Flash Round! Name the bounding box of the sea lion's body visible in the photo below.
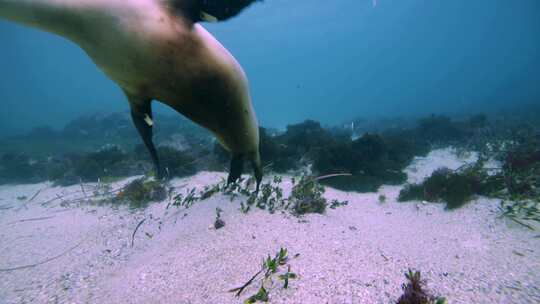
[0,0,262,187]
[78,1,259,154]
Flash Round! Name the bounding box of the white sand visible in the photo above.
[0,148,538,304]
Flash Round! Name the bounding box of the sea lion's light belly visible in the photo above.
[77,13,194,97]
[76,9,258,153]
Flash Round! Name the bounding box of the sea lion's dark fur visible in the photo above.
[173,0,261,22]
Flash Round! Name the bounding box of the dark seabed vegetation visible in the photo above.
[1,103,539,219]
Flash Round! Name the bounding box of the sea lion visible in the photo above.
[0,0,263,191]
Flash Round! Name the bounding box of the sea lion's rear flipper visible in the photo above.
[127,94,163,180]
[250,152,262,193]
[227,153,262,193]
[227,154,244,185]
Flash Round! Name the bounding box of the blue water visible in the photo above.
[0,0,539,135]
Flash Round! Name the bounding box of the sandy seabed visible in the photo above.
[0,148,538,304]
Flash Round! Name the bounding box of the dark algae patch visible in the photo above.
[398,129,540,228]
[256,120,429,192]
[1,110,538,210]
[313,133,427,192]
[114,178,167,209]
[289,175,327,215]
[398,166,485,209]
[396,269,447,304]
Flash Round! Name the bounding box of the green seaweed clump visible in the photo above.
[398,162,504,209]
[289,175,327,215]
[222,175,347,216]
[258,127,299,173]
[232,176,284,214]
[313,133,428,192]
[74,145,133,181]
[415,114,468,144]
[115,178,167,208]
[170,180,226,209]
[396,269,447,304]
[254,176,284,213]
[0,153,47,184]
[495,139,540,229]
[329,199,348,209]
[156,146,197,178]
[503,141,540,198]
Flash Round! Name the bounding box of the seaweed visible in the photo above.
[254,176,284,213]
[229,248,298,303]
[329,199,348,209]
[156,146,197,178]
[415,114,469,144]
[498,199,539,230]
[503,140,540,197]
[223,176,284,214]
[289,175,327,215]
[114,178,167,209]
[0,152,49,184]
[396,269,447,304]
[170,180,226,209]
[468,114,488,129]
[218,174,344,216]
[72,145,136,182]
[258,121,335,173]
[278,120,335,156]
[313,133,424,192]
[398,165,490,209]
[258,127,298,173]
[495,138,540,227]
[398,133,539,222]
[172,187,200,209]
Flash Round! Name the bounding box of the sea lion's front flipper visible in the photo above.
[126,94,163,180]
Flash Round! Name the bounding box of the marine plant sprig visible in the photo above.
[227,175,286,214]
[235,174,348,215]
[330,199,349,209]
[170,179,226,208]
[229,248,298,303]
[169,173,347,217]
[396,269,447,304]
[498,199,539,230]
